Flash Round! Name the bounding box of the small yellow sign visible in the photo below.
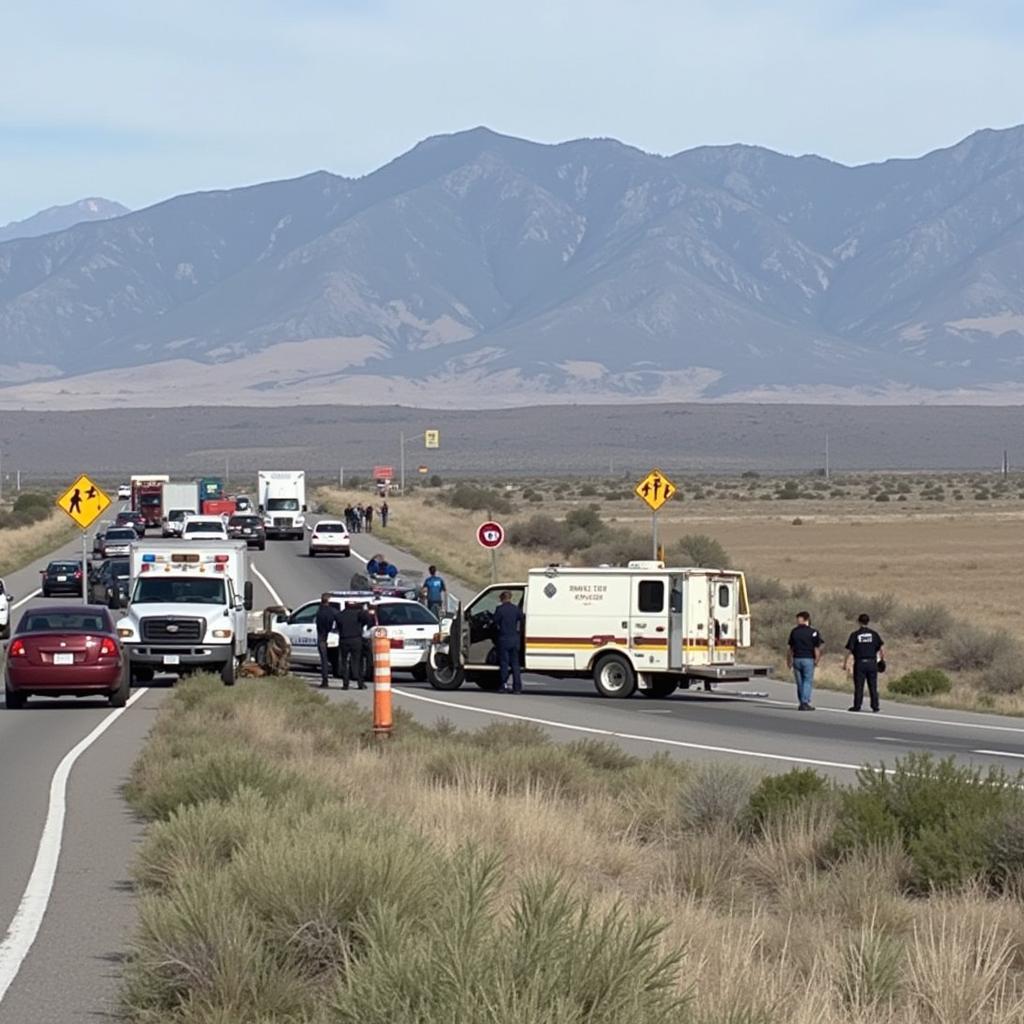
[634,468,677,513]
[56,474,111,530]
[424,429,440,449]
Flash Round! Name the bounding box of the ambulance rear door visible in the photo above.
[710,575,739,663]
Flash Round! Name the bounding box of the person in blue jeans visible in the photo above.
[493,591,524,693]
[422,565,447,618]
[787,611,823,711]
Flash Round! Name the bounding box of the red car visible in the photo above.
[4,605,130,709]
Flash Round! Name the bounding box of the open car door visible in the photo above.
[428,601,465,690]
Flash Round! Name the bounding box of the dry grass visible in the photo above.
[123,679,1024,1024]
[0,510,77,578]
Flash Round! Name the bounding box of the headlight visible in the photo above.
[295,514,306,526]
[212,628,233,639]
[117,627,134,639]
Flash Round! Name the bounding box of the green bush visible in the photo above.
[978,654,1024,695]
[670,534,730,568]
[13,492,51,513]
[940,630,1015,672]
[447,483,512,514]
[743,768,831,832]
[509,514,563,550]
[888,669,951,696]
[891,602,954,641]
[678,762,758,833]
[746,575,789,603]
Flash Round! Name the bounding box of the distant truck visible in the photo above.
[428,561,770,698]
[130,475,169,531]
[258,470,306,540]
[160,481,200,536]
[198,477,224,503]
[116,540,253,686]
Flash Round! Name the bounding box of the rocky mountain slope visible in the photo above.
[0,197,129,244]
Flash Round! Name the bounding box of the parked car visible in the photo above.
[89,558,130,608]
[4,605,129,708]
[308,519,351,557]
[116,509,147,536]
[117,484,131,500]
[227,513,266,550]
[101,527,137,559]
[40,560,85,598]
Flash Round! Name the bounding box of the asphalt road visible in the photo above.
[4,512,1024,1021]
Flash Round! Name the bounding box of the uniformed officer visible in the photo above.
[337,601,374,689]
[843,614,885,713]
[494,591,524,693]
[315,593,343,688]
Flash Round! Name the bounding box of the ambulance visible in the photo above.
[428,561,769,698]
[116,540,253,686]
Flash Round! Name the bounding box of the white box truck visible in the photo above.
[161,481,200,536]
[428,560,769,698]
[116,540,253,686]
[258,470,306,540]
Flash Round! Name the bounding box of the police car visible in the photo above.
[272,592,438,680]
[307,520,351,557]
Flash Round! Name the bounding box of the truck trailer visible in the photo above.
[257,470,306,540]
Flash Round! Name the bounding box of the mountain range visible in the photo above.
[0,197,129,245]
[2,126,1024,408]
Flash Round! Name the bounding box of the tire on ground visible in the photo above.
[639,675,678,699]
[592,652,637,698]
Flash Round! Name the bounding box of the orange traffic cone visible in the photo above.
[372,626,393,737]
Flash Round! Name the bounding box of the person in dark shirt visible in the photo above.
[493,591,524,693]
[843,613,885,713]
[315,593,343,688]
[337,601,374,690]
[787,611,823,711]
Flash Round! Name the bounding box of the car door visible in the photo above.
[279,602,321,663]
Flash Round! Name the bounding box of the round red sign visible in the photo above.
[476,520,505,549]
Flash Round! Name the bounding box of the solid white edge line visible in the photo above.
[973,749,1024,759]
[0,686,150,1004]
[11,590,41,611]
[250,564,284,607]
[393,689,873,774]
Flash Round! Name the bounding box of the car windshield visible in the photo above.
[375,604,438,626]
[168,509,189,521]
[132,578,228,604]
[185,522,224,534]
[20,611,110,632]
[109,560,130,577]
[230,516,260,526]
[267,498,299,511]
[106,529,136,541]
[49,562,80,573]
[316,523,344,533]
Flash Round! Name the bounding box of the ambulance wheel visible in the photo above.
[593,654,637,698]
[472,673,502,691]
[428,655,464,690]
[640,677,678,699]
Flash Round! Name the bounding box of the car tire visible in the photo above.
[131,663,155,684]
[308,549,316,558]
[221,657,237,687]
[427,653,465,690]
[592,653,637,698]
[41,587,50,598]
[109,664,131,707]
[258,543,266,551]
[5,676,26,709]
[410,663,428,682]
[0,623,9,641]
[639,677,678,699]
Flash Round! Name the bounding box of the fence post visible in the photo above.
[372,626,393,738]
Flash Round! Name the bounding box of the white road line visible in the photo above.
[0,686,150,1005]
[250,565,284,607]
[973,749,1024,759]
[393,690,872,773]
[11,590,41,611]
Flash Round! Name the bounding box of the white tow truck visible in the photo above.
[428,561,769,698]
[116,540,253,686]
[258,470,306,540]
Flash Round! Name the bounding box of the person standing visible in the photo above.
[493,591,524,693]
[843,614,885,713]
[315,593,343,689]
[337,601,374,689]
[423,565,447,618]
[787,611,823,711]
[380,501,389,528]
[364,504,374,533]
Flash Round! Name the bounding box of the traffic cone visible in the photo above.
[372,627,393,737]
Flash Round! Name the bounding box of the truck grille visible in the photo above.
[272,517,291,526]
[140,617,205,643]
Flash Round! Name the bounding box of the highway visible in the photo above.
[3,512,1024,1020]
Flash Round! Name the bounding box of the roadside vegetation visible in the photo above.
[0,493,77,576]
[123,677,1024,1023]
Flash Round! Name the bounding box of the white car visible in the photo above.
[0,577,10,639]
[162,508,193,537]
[117,484,131,500]
[273,595,438,680]
[308,520,351,557]
[180,515,229,542]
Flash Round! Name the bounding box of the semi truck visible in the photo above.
[116,540,253,686]
[130,475,170,530]
[257,470,306,540]
[160,481,201,536]
[428,560,770,698]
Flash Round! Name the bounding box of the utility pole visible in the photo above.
[1003,450,1009,477]
[399,431,405,495]
[16,469,20,492]
[824,432,830,480]
[339,466,344,489]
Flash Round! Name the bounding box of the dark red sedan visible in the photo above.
[4,606,130,709]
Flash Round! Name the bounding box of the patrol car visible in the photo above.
[271,592,438,680]
[428,561,769,697]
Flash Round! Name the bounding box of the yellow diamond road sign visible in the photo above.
[56,474,111,529]
[425,428,440,449]
[634,468,677,512]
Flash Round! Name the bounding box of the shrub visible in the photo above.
[743,768,831,832]
[875,492,891,502]
[13,492,50,513]
[579,483,598,497]
[579,532,652,566]
[670,534,730,568]
[940,630,1015,672]
[448,483,512,514]
[564,504,604,535]
[777,481,801,500]
[428,474,443,488]
[678,761,758,833]
[791,517,804,526]
[509,514,563,550]
[888,669,951,697]
[892,602,954,641]
[745,575,789,603]
[978,654,1024,695]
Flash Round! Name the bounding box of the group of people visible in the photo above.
[344,501,389,533]
[787,611,887,712]
[314,593,375,690]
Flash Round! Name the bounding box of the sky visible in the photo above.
[2,0,1023,223]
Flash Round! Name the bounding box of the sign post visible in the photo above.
[477,520,505,584]
[55,474,111,604]
[633,468,677,560]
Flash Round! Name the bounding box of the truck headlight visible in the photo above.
[294,514,306,527]
[212,628,233,639]
[117,627,135,639]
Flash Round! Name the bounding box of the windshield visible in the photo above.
[132,578,228,605]
[109,560,130,577]
[140,495,161,507]
[316,523,344,533]
[185,522,225,534]
[267,498,299,511]
[20,611,111,632]
[49,562,80,573]
[106,529,136,541]
[229,515,260,526]
[168,509,189,521]
[375,604,438,626]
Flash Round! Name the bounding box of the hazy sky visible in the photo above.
[2,0,1022,223]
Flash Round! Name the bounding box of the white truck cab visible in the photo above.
[258,470,306,540]
[116,541,253,686]
[429,561,767,698]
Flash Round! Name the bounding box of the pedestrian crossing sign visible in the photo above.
[425,429,440,449]
[634,468,677,512]
[56,474,111,529]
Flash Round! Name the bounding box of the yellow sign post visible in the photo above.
[425,429,440,449]
[634,468,677,559]
[56,474,112,605]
